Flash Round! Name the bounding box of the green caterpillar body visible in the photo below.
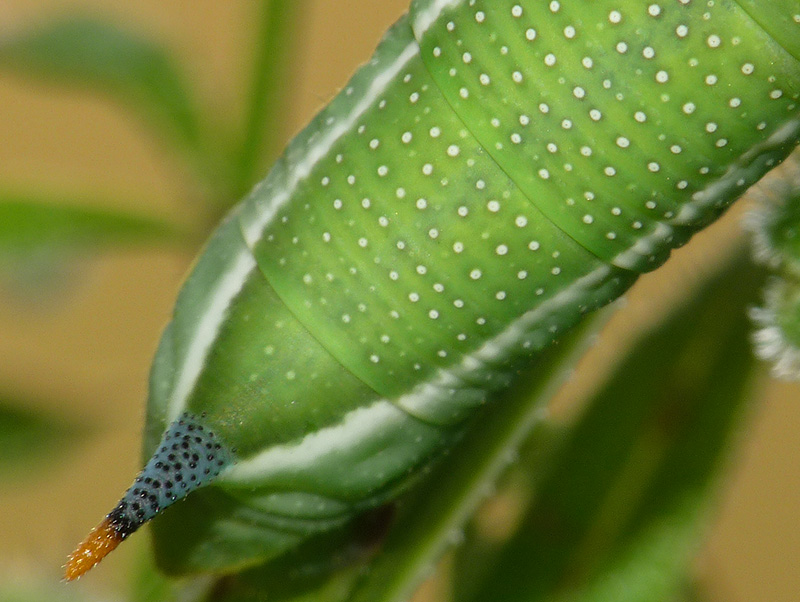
[79,0,800,577]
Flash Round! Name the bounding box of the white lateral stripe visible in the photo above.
[672,118,800,225]
[396,265,613,415]
[223,400,403,481]
[610,222,673,271]
[242,41,420,244]
[166,249,257,422]
[411,0,463,37]
[470,265,611,363]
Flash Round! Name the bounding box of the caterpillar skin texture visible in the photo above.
[67,0,800,578]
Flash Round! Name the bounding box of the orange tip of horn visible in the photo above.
[63,517,123,582]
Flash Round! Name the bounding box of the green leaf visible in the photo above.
[0,397,85,480]
[454,246,764,602]
[0,197,184,254]
[130,538,211,602]
[0,16,201,152]
[0,196,186,296]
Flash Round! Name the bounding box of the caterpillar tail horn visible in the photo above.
[64,413,235,581]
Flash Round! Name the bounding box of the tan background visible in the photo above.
[0,1,797,600]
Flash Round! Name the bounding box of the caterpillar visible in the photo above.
[65,0,800,580]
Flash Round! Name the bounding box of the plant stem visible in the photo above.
[235,0,300,196]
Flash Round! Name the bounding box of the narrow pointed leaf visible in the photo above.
[0,197,186,295]
[456,246,764,602]
[0,397,85,479]
[0,17,201,152]
[0,197,184,255]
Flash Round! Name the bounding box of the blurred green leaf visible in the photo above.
[454,246,764,602]
[130,537,213,602]
[0,397,85,480]
[0,197,186,295]
[130,542,178,602]
[0,197,184,254]
[0,16,201,152]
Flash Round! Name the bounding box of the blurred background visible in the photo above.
[0,1,798,601]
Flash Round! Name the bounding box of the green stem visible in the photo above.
[235,0,300,196]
